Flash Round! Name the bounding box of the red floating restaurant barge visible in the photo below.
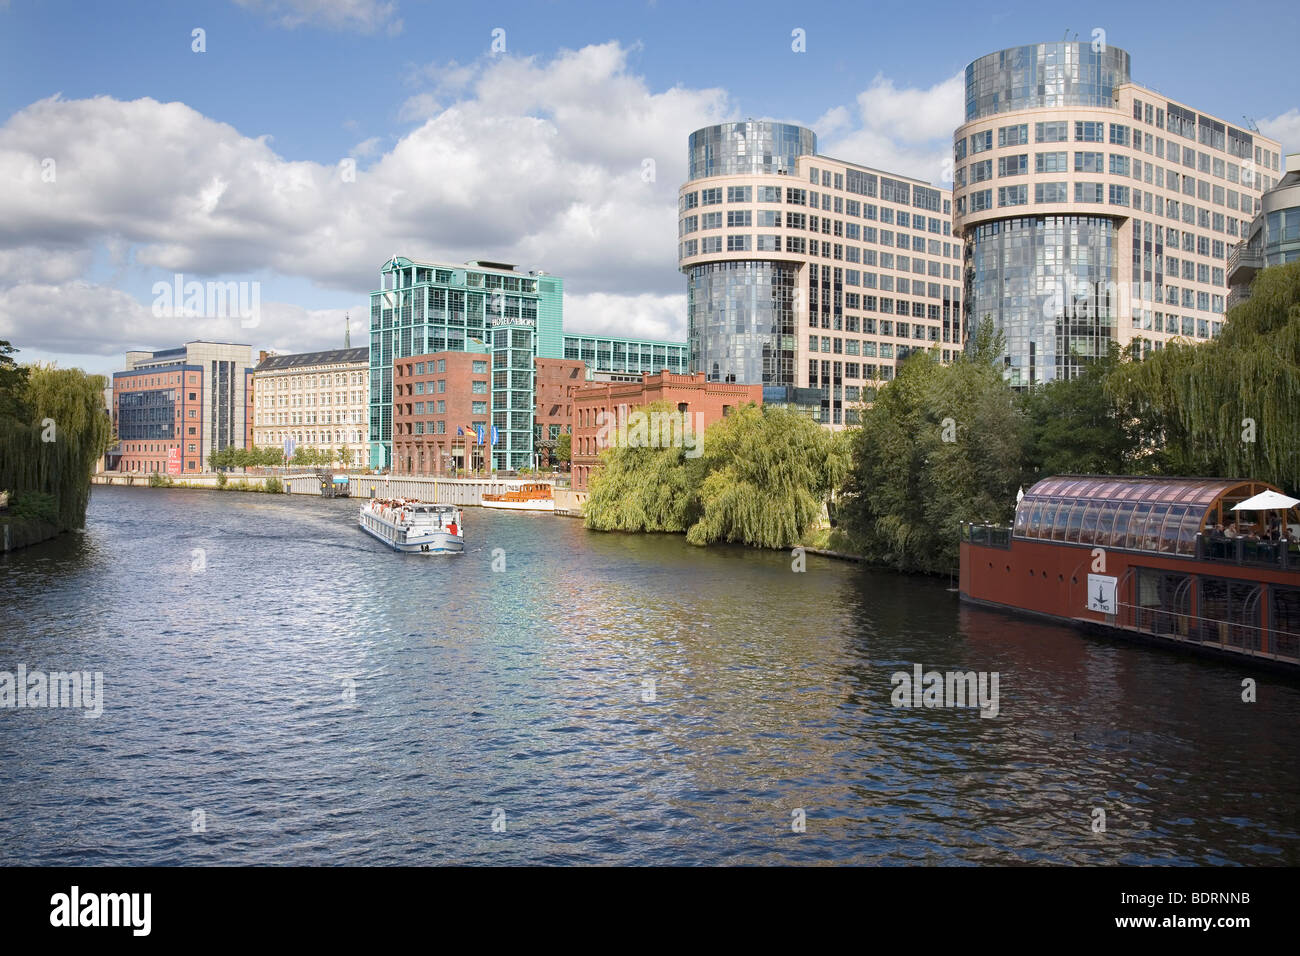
[960,475,1300,670]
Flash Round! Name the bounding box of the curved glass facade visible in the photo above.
[1013,476,1283,556]
[964,215,1116,386]
[1264,206,1300,267]
[965,42,1130,122]
[688,261,797,385]
[687,122,815,182]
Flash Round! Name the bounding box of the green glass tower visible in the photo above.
[369,257,562,470]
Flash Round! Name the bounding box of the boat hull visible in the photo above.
[358,513,463,553]
[480,497,555,512]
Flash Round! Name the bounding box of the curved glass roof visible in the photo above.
[1013,475,1288,556]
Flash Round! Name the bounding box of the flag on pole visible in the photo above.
[457,426,464,436]
[476,424,485,445]
[491,425,499,445]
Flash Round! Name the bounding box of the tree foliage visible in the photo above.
[1020,344,1148,480]
[838,322,1026,573]
[584,401,844,549]
[584,403,701,534]
[0,358,111,530]
[1107,259,1300,489]
[686,404,849,548]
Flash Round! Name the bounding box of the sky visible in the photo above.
[1,0,1297,376]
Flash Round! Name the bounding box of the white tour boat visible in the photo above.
[358,497,464,554]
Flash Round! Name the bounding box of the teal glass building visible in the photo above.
[369,258,690,470]
[369,258,563,470]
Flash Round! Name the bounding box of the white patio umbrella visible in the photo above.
[1231,490,1300,537]
[1231,490,1300,511]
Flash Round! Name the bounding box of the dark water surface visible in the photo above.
[1,485,1297,865]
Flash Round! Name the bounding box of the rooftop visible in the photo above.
[255,347,368,371]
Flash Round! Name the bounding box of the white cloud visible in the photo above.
[0,41,970,365]
[0,43,732,359]
[0,279,365,358]
[819,72,964,185]
[234,0,402,35]
[1259,108,1300,160]
[564,292,687,342]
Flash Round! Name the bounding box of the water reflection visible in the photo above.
[0,486,1296,864]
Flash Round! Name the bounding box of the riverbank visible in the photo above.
[0,515,61,552]
[92,472,589,515]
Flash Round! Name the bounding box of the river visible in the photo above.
[1,485,1297,865]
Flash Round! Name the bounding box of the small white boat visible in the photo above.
[358,497,464,554]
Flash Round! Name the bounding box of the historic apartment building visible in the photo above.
[252,347,370,467]
[951,41,1283,386]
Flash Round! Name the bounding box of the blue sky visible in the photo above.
[1,0,1297,375]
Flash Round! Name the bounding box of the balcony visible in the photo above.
[1227,242,1263,283]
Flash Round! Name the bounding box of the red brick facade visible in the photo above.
[570,371,762,491]
[392,351,493,475]
[112,365,205,475]
[534,357,585,469]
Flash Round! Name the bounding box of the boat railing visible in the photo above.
[960,522,1012,549]
[1195,533,1295,571]
[1114,600,1300,664]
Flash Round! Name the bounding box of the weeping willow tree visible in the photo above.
[838,320,1027,573]
[0,361,111,531]
[584,402,702,533]
[584,400,846,549]
[685,404,849,549]
[1107,260,1300,490]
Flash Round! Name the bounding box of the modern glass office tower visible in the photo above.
[952,42,1284,386]
[679,121,962,426]
[1228,157,1300,307]
[369,258,562,470]
[369,257,691,469]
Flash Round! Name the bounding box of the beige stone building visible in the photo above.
[952,41,1283,386]
[679,122,960,427]
[253,347,370,467]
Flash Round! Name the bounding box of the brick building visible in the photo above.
[570,371,762,491]
[110,341,254,475]
[534,357,586,469]
[391,349,493,475]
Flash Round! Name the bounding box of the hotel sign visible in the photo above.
[490,316,536,328]
[1087,574,1117,614]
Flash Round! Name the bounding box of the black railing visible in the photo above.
[1196,533,1295,571]
[961,523,1012,549]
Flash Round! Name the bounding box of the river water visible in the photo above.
[1,485,1297,865]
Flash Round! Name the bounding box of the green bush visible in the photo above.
[263,477,283,494]
[216,471,228,488]
[9,490,58,524]
[147,472,173,487]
